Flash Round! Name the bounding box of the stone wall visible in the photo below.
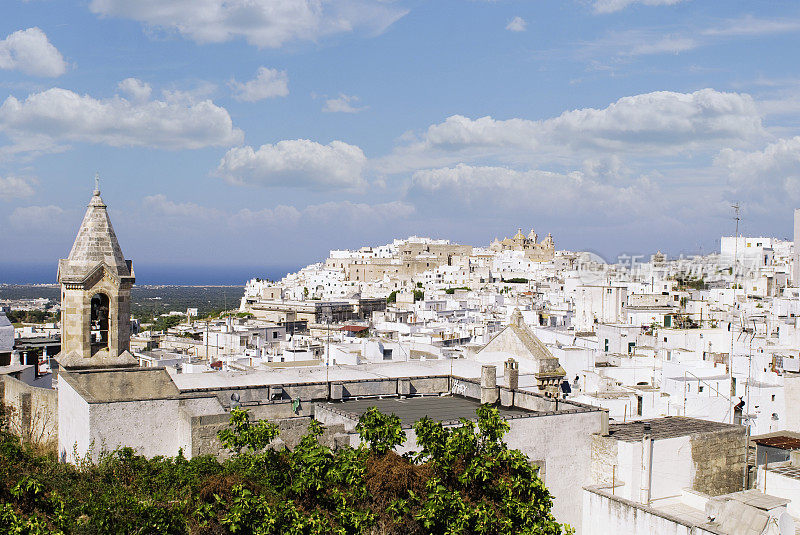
[190,410,349,458]
[1,375,58,445]
[590,434,619,489]
[690,426,746,496]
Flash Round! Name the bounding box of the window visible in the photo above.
[772,395,775,402]
[699,386,704,393]
[272,331,278,339]
[604,339,609,352]
[383,349,393,360]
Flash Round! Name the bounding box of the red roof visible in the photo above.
[340,325,369,332]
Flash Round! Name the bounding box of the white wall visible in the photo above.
[582,488,703,535]
[757,466,800,517]
[89,398,191,459]
[609,435,694,504]
[58,376,91,463]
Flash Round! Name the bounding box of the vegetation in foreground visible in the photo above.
[0,404,572,534]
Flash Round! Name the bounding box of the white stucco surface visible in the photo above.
[89,398,190,458]
[58,376,91,463]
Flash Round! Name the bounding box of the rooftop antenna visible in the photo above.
[728,202,741,427]
[732,202,740,281]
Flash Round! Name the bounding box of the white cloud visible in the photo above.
[217,139,367,189]
[231,200,413,227]
[88,0,408,49]
[582,29,698,59]
[303,200,415,224]
[715,137,800,208]
[381,89,765,172]
[143,194,221,219]
[584,16,800,60]
[409,163,664,218]
[703,16,800,37]
[593,0,687,14]
[0,27,67,77]
[230,205,302,226]
[9,204,64,229]
[138,195,413,229]
[117,78,152,102]
[322,94,366,113]
[229,67,289,102]
[626,35,696,56]
[0,175,35,200]
[505,16,527,32]
[0,86,243,155]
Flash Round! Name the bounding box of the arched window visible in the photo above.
[90,293,110,354]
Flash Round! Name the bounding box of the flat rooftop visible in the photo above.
[319,395,534,427]
[170,359,491,391]
[607,417,742,442]
[60,367,180,403]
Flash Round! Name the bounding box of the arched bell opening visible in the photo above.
[90,293,110,355]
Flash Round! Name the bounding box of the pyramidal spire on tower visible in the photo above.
[58,175,132,284]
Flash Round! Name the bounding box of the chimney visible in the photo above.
[481,365,499,404]
[504,358,519,390]
[640,422,653,506]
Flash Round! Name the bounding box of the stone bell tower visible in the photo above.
[56,176,137,369]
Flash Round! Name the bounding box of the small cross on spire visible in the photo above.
[94,172,100,195]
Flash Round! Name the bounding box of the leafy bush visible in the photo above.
[0,405,572,534]
[356,407,405,454]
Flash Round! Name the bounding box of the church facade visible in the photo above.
[489,228,555,261]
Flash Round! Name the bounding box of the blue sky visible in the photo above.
[2,0,800,275]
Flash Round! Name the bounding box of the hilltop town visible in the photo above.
[3,187,800,533]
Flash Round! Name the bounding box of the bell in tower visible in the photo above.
[56,176,137,369]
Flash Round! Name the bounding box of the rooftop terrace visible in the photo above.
[318,395,534,427]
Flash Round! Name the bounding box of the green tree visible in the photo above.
[356,407,405,454]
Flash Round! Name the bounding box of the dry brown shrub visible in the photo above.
[197,473,246,503]
[365,451,430,507]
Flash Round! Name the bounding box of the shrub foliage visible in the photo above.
[0,403,572,534]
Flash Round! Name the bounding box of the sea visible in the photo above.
[0,263,302,316]
[0,263,300,286]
